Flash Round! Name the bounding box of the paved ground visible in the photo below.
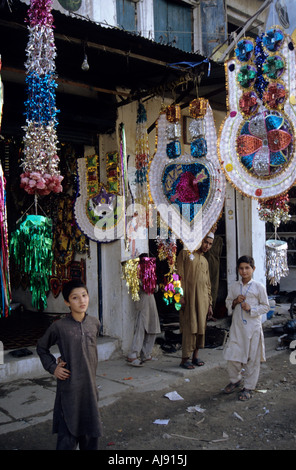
[0,308,295,457]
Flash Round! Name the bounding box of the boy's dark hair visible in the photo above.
[62,279,88,302]
[237,255,255,269]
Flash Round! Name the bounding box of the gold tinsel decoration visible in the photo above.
[121,258,140,301]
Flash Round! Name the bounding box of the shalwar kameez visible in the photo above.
[37,314,102,449]
[224,279,269,390]
[176,249,212,360]
[128,290,161,362]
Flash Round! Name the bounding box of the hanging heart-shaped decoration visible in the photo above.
[148,101,225,253]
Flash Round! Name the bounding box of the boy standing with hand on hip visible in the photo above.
[223,256,269,400]
[37,279,102,450]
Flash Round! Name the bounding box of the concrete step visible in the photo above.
[0,336,120,383]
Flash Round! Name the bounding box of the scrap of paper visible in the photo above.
[164,391,184,401]
[153,419,170,425]
[186,405,206,413]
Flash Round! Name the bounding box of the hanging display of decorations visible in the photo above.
[135,102,150,203]
[9,1,63,310]
[218,26,296,200]
[20,0,63,196]
[259,192,290,284]
[74,155,124,242]
[258,192,290,228]
[148,100,226,254]
[156,236,183,310]
[50,258,86,298]
[0,55,3,129]
[0,59,11,318]
[0,163,11,318]
[138,256,157,295]
[162,273,183,311]
[265,238,289,285]
[10,215,53,310]
[156,235,177,274]
[52,195,89,266]
[106,152,121,194]
[119,123,130,251]
[122,257,157,301]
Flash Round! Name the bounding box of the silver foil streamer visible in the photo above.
[265,239,289,285]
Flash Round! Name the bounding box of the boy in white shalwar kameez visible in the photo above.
[223,255,269,400]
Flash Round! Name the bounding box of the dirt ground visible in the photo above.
[1,348,295,453]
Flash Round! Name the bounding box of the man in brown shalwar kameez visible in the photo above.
[176,234,214,369]
[37,279,102,450]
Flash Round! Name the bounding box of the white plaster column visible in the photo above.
[235,192,266,284]
[225,184,266,287]
[225,183,237,291]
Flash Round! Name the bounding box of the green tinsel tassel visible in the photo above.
[10,215,53,310]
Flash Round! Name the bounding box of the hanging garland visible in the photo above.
[156,235,177,274]
[138,256,157,295]
[162,273,183,311]
[265,239,289,286]
[10,215,53,310]
[20,0,63,196]
[121,258,140,302]
[119,123,129,250]
[0,163,11,318]
[0,58,11,318]
[134,102,150,228]
[122,256,158,301]
[258,193,291,228]
[9,1,63,310]
[135,102,150,190]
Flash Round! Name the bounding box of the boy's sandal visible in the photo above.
[179,360,195,370]
[238,388,252,401]
[223,380,242,394]
[127,358,143,367]
[192,358,205,366]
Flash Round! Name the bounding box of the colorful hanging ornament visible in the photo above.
[20,0,63,196]
[135,103,150,189]
[75,156,124,242]
[148,100,225,254]
[119,123,129,250]
[138,256,157,295]
[0,163,11,318]
[162,273,183,311]
[10,215,53,310]
[265,239,289,285]
[258,193,291,228]
[0,56,3,130]
[0,59,11,318]
[156,235,177,274]
[106,152,121,194]
[218,26,296,200]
